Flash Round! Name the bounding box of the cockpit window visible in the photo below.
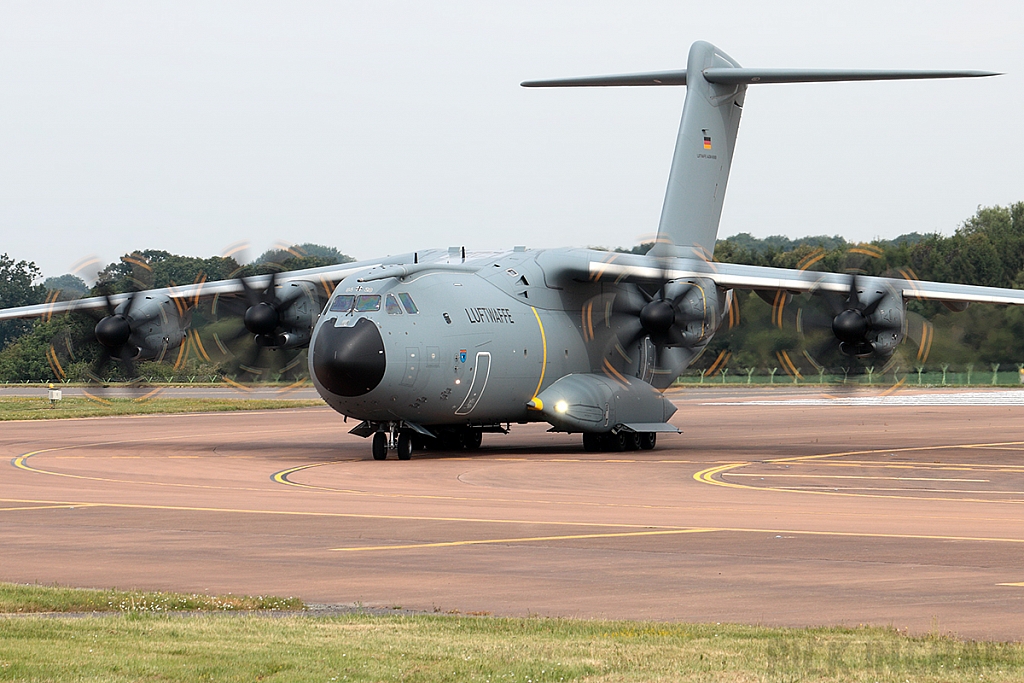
[330,295,355,312]
[385,293,403,315]
[397,292,418,314]
[354,294,381,312]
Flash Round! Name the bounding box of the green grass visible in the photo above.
[2,613,1024,682]
[1,585,1023,681]
[0,583,303,614]
[0,396,323,420]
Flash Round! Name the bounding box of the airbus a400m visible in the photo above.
[4,41,1022,460]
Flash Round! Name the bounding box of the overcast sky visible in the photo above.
[2,1,1022,280]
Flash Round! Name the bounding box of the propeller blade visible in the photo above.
[821,290,846,317]
[861,293,885,317]
[238,276,261,308]
[123,289,141,318]
[261,271,278,305]
[846,274,861,309]
[118,345,138,380]
[650,326,685,348]
[797,306,834,335]
[615,287,647,315]
[89,349,113,383]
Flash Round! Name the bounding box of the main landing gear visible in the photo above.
[370,427,484,460]
[582,431,657,453]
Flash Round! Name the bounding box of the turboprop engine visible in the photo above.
[824,276,904,358]
[93,291,187,367]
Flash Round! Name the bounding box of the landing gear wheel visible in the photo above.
[582,433,602,452]
[625,432,642,451]
[371,432,387,460]
[610,432,628,452]
[462,429,482,450]
[396,432,414,460]
[639,433,657,450]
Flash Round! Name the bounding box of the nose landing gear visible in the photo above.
[371,432,388,460]
[370,430,413,460]
[367,425,486,460]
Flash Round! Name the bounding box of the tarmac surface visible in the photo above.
[3,386,1024,640]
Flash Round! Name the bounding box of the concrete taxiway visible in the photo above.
[2,387,1023,640]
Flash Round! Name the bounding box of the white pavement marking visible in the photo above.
[703,391,1024,406]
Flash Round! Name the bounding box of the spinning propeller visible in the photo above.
[582,278,713,387]
[770,247,931,384]
[800,273,902,361]
[210,270,317,381]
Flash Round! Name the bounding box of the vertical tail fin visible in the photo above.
[522,44,997,260]
[649,41,745,260]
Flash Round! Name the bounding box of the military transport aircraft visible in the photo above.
[2,41,1021,460]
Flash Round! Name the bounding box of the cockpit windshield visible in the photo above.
[329,295,355,312]
[330,294,381,313]
[354,295,381,312]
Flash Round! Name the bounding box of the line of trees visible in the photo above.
[0,244,353,382]
[695,202,1024,375]
[2,204,1024,383]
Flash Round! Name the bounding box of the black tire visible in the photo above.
[639,433,657,450]
[582,433,602,452]
[462,429,482,450]
[371,432,388,460]
[611,432,628,452]
[626,432,642,451]
[396,432,414,460]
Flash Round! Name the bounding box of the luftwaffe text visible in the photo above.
[465,307,514,324]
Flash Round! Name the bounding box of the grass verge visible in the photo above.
[2,613,1024,682]
[0,583,303,614]
[0,396,323,420]
[2,585,1024,682]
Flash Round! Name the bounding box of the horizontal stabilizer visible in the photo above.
[522,70,687,87]
[522,68,998,88]
[703,68,1000,85]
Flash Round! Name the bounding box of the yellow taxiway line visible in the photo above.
[694,440,1024,504]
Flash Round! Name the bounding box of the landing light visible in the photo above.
[554,400,568,414]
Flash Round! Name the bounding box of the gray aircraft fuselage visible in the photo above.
[311,249,589,428]
[309,247,719,431]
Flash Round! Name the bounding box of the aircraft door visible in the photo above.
[455,351,491,416]
[401,347,420,387]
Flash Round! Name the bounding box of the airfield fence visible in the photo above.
[676,366,1024,387]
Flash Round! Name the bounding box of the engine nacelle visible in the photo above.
[107,293,187,361]
[829,280,905,358]
[248,280,321,350]
[865,290,904,357]
[672,278,725,347]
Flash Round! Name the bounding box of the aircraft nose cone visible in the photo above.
[312,318,386,396]
[832,309,867,344]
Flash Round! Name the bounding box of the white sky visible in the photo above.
[2,1,1022,279]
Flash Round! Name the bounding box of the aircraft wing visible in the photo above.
[555,250,1024,307]
[0,258,383,322]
